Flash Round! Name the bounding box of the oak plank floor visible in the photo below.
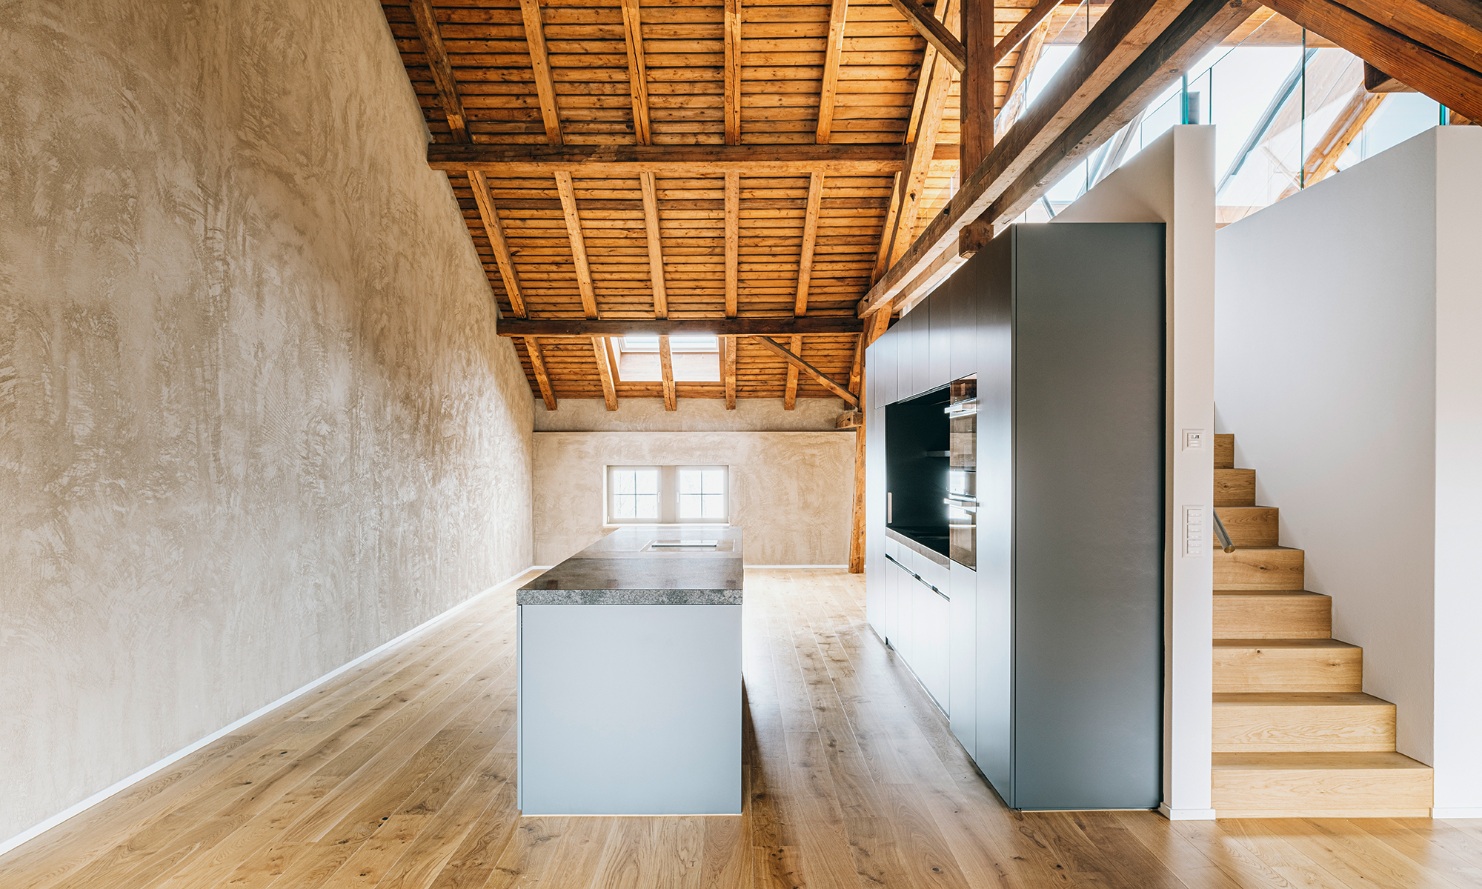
[4,569,1480,888]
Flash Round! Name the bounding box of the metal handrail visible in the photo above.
[1212,509,1236,553]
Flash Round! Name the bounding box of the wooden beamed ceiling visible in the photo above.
[386,0,1476,409]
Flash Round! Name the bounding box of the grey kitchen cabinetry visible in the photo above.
[864,223,1165,812]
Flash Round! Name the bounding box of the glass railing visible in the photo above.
[1008,10,1455,224]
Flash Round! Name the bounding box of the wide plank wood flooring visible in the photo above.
[4,569,1480,888]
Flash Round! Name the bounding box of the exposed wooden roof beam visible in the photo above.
[659,336,677,411]
[848,331,865,396]
[427,143,905,176]
[836,409,863,429]
[620,0,652,145]
[519,0,564,144]
[470,172,526,318]
[408,0,467,140]
[848,422,866,573]
[496,316,865,337]
[888,0,958,266]
[722,336,738,409]
[860,0,1253,319]
[1279,89,1387,198]
[886,0,968,70]
[996,17,1050,137]
[794,173,824,316]
[725,0,743,144]
[783,335,802,409]
[555,172,599,319]
[1260,0,1482,122]
[724,172,740,318]
[1364,62,1416,92]
[816,0,850,142]
[961,0,995,223]
[871,171,904,281]
[752,337,860,408]
[640,172,668,319]
[994,0,1062,64]
[593,337,618,410]
[526,338,557,410]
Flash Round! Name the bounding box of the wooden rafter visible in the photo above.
[724,172,739,318]
[1260,0,1482,122]
[795,173,824,316]
[861,0,1254,320]
[659,335,677,411]
[640,172,668,319]
[887,0,958,267]
[519,0,563,144]
[1279,89,1387,199]
[496,316,864,337]
[469,172,526,318]
[783,335,802,409]
[997,16,1050,137]
[848,331,865,396]
[816,0,850,142]
[427,143,905,176]
[722,336,738,409]
[725,0,743,145]
[872,171,904,281]
[555,172,599,319]
[994,0,1061,64]
[753,337,860,408]
[886,0,967,71]
[408,0,467,140]
[593,337,618,410]
[619,0,652,145]
[526,338,557,411]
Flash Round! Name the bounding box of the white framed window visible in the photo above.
[605,465,730,524]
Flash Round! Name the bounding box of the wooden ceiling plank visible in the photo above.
[470,171,527,318]
[519,0,564,145]
[640,172,668,319]
[725,0,743,145]
[408,0,467,140]
[794,172,825,316]
[593,336,618,411]
[753,336,860,408]
[527,338,558,411]
[1260,0,1482,122]
[620,0,652,145]
[725,171,740,318]
[427,143,906,176]
[783,334,802,409]
[555,172,599,320]
[994,0,1062,64]
[860,0,1247,320]
[660,335,677,411]
[816,0,851,142]
[885,0,967,70]
[497,316,868,337]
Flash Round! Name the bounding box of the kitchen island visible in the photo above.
[517,525,743,815]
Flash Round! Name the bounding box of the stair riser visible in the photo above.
[1214,594,1331,640]
[1214,550,1305,590]
[1215,469,1256,506]
[1214,648,1362,694]
[1215,434,1234,470]
[1213,767,1432,816]
[1214,507,1279,547]
[1213,704,1396,753]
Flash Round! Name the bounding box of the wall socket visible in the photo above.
[1183,429,1206,451]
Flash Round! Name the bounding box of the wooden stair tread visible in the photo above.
[1213,751,1429,770]
[1214,638,1356,649]
[1213,589,1324,597]
[1214,692,1387,705]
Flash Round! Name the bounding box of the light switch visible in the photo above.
[1183,429,1206,451]
[1183,505,1205,557]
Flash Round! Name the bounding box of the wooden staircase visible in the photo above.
[1211,433,1433,818]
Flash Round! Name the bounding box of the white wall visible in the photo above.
[533,430,855,567]
[1055,126,1218,819]
[1214,126,1482,814]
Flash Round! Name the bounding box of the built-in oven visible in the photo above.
[944,376,977,568]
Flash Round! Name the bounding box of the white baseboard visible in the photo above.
[1433,807,1482,820]
[1159,804,1217,821]
[0,567,542,859]
[745,564,849,569]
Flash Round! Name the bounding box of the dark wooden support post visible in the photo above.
[960,0,996,254]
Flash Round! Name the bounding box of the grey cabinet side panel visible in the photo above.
[1011,223,1165,810]
[970,234,1016,804]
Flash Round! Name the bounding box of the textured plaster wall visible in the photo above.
[534,431,854,566]
[0,0,534,841]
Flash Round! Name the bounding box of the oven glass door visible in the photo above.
[946,376,977,569]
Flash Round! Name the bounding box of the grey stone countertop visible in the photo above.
[517,525,743,606]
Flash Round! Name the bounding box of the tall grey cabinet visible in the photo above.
[864,223,1165,811]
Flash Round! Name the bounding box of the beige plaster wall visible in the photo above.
[533,431,855,567]
[0,0,533,841]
